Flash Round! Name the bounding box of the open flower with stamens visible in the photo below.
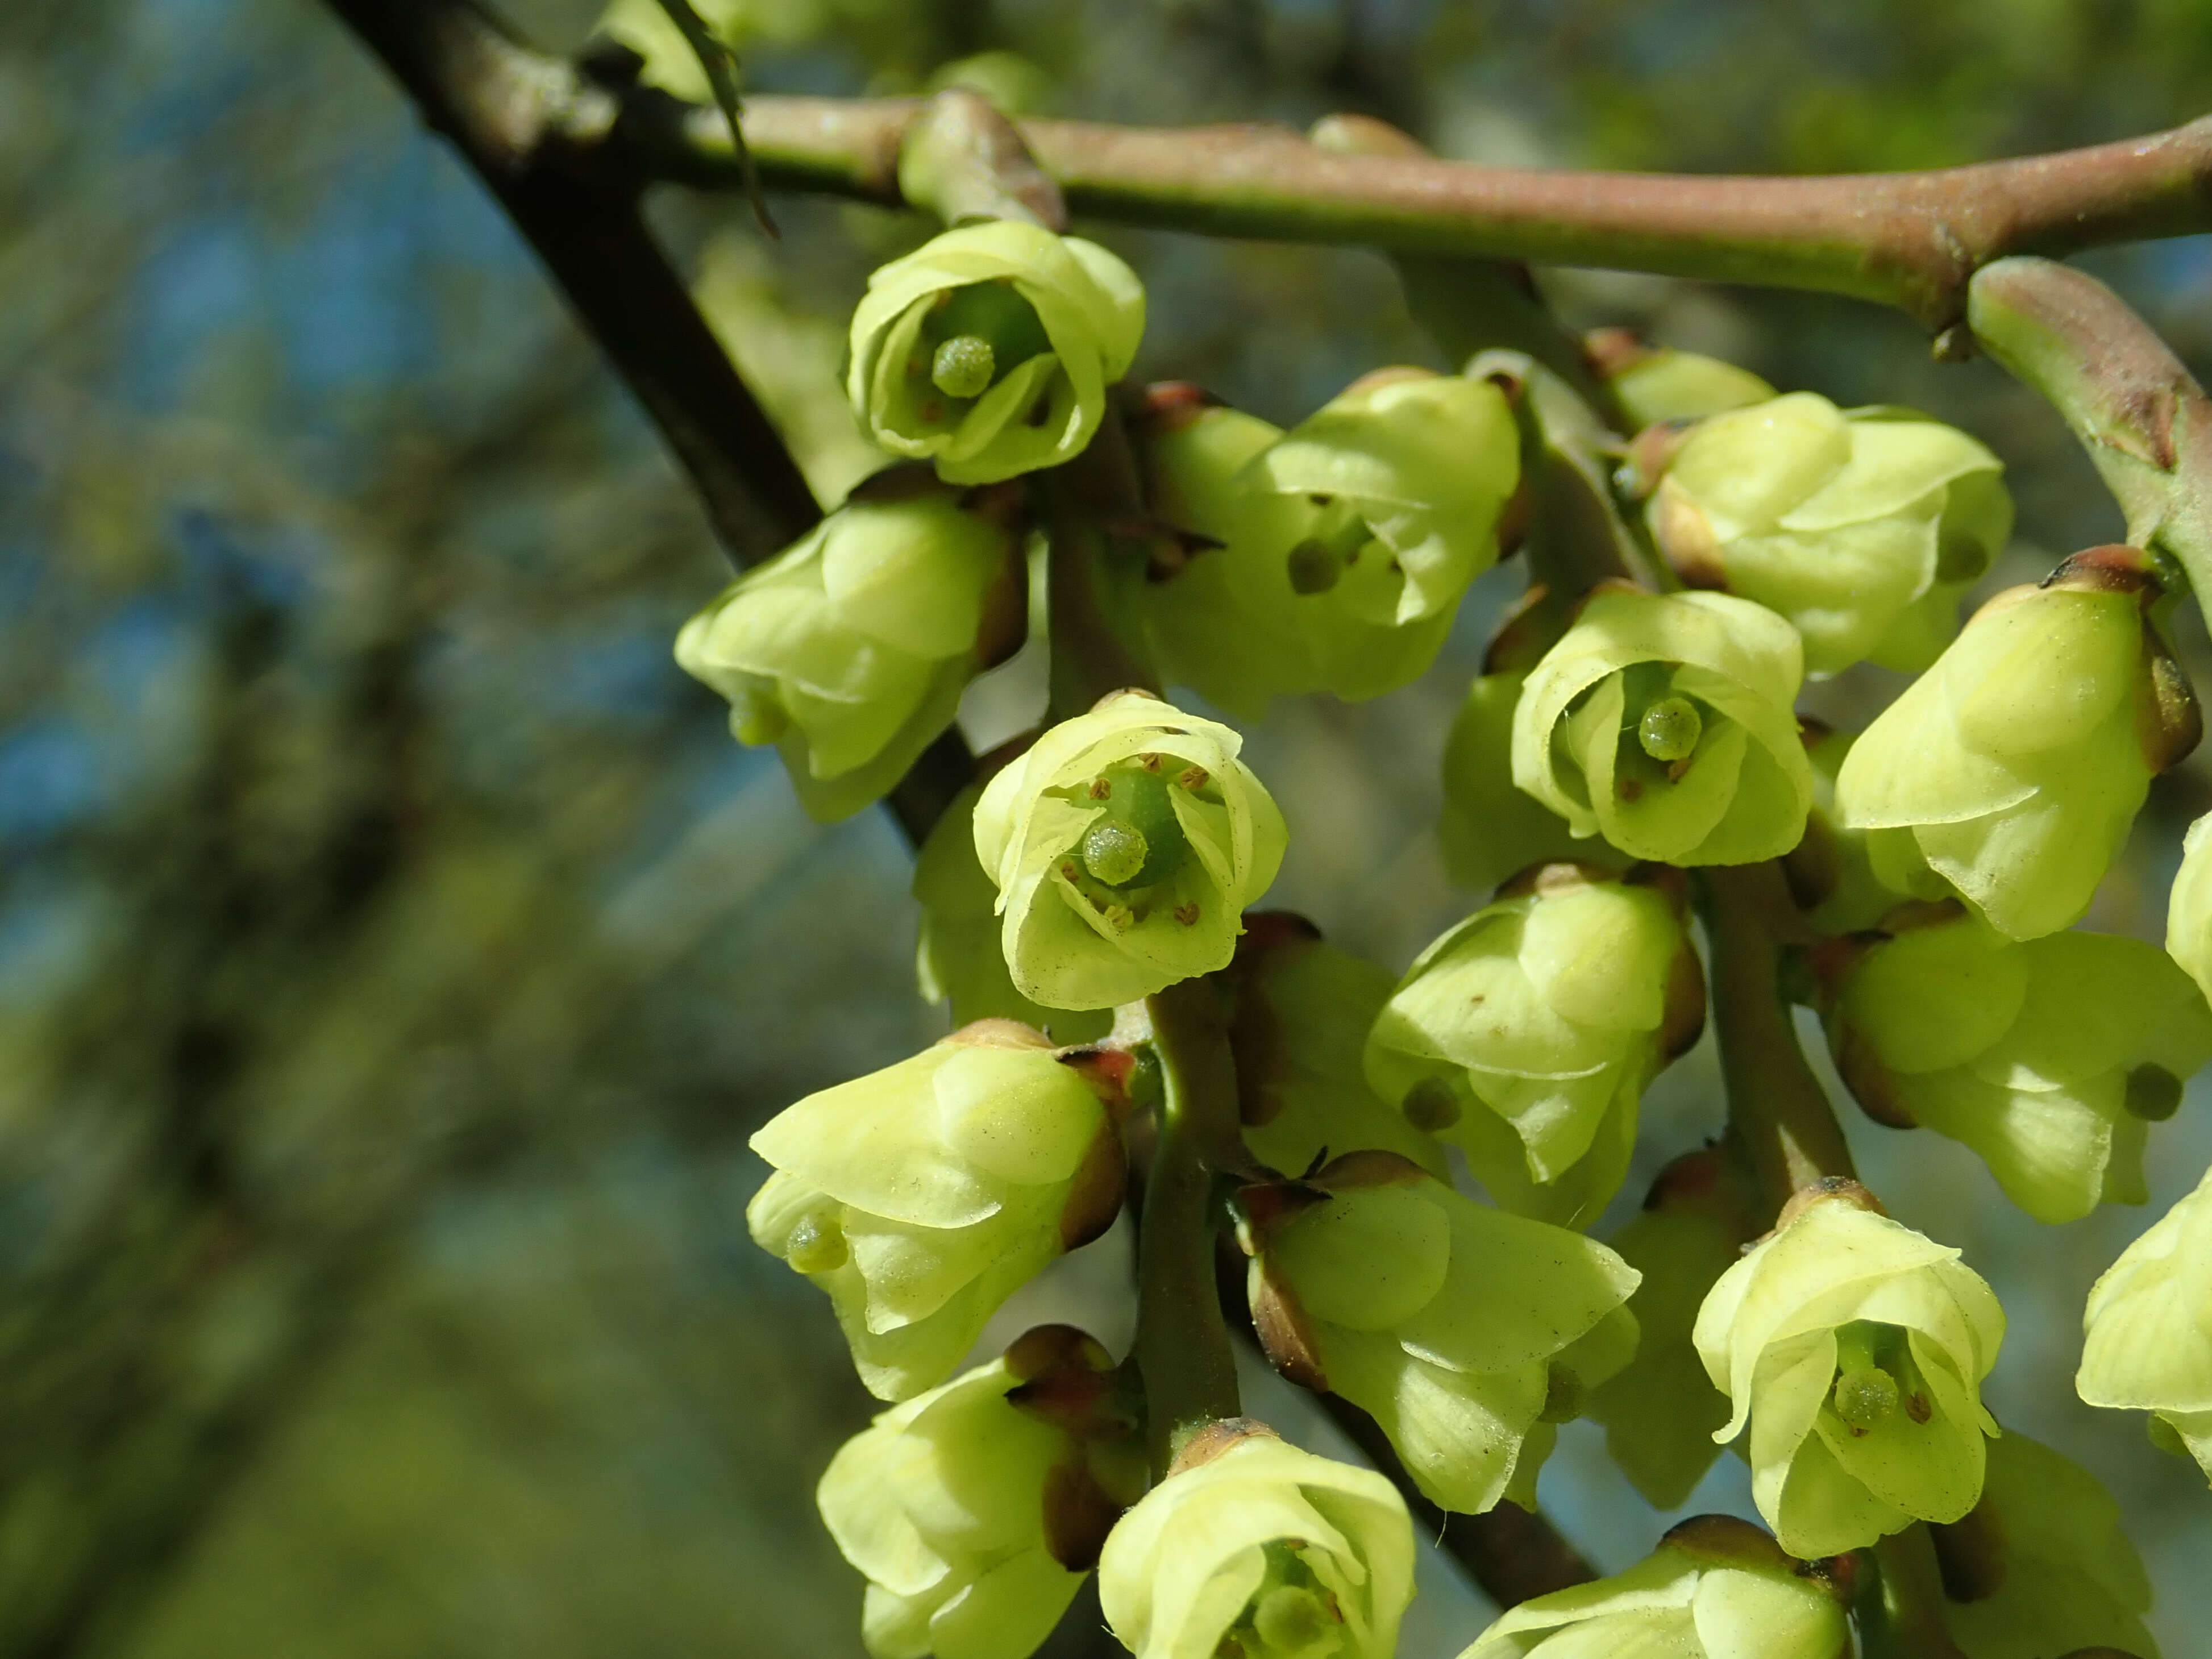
[1511,585,1814,865]
[2077,1160,2212,1485]
[1237,1152,1640,1515]
[747,1022,1128,1402]
[848,222,1145,485]
[974,692,1287,1011]
[1097,1425,1415,1659]
[1692,1183,2006,1559]
[1823,902,2212,1223]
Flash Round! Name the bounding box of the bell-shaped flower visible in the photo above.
[1364,864,1704,1227]
[1781,722,1947,937]
[820,1326,1145,1659]
[1220,915,1448,1181]
[1693,1183,2006,1559]
[972,692,1287,1011]
[1097,1425,1415,1659]
[1237,1151,1640,1515]
[1646,393,2011,676]
[675,471,1025,822]
[1458,1515,1851,1659]
[1925,1430,2158,1659]
[914,785,1111,1044]
[1586,329,1778,429]
[1824,903,2212,1223]
[747,1022,1128,1401]
[1438,671,1604,895]
[1138,372,1520,712]
[1835,548,2201,941]
[1587,1150,1766,1509]
[847,221,1144,485]
[2077,1159,2212,1483]
[1512,585,1814,865]
[2166,809,2212,1006]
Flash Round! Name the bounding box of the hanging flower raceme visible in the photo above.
[819,1326,1145,1659]
[1835,547,2202,941]
[1135,371,1520,713]
[1236,1151,1641,1515]
[1097,1424,1415,1659]
[747,1021,1129,1402]
[1458,1514,1851,1659]
[973,691,1287,1011]
[1587,1149,1766,1510]
[1363,863,1704,1227]
[1641,392,2011,676]
[675,469,1027,822]
[2076,1159,2212,1483]
[1693,1181,2006,1560]
[1923,1429,2159,1659]
[847,221,1145,485]
[1822,901,2212,1223]
[1220,915,1448,1182]
[1511,584,1814,865]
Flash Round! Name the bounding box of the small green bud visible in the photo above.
[748,1024,1125,1400]
[1512,587,1814,866]
[1636,693,1703,763]
[1243,1155,1640,1514]
[1099,1435,1413,1659]
[848,221,1144,485]
[2078,1161,2212,1488]
[929,332,996,398]
[1694,1188,2005,1558]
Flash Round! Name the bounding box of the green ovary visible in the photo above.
[1637,695,1703,763]
[1828,1321,1921,1433]
[2124,1063,2183,1122]
[1076,766,1190,890]
[1283,500,1382,597]
[912,279,1051,410]
[931,335,996,398]
[1223,1546,1346,1659]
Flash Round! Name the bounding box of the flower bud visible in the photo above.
[1782,724,1947,935]
[914,784,1112,1044]
[1586,1149,1766,1508]
[1365,866,1704,1226]
[1512,585,1814,865]
[847,222,1145,485]
[1438,671,1610,894]
[1458,1514,1849,1659]
[1693,1185,2006,1558]
[972,692,1287,1011]
[1221,918,1448,1180]
[819,1329,1144,1659]
[747,1024,1126,1400]
[2076,1159,2212,1484]
[1097,1429,1415,1659]
[675,472,1024,822]
[1835,551,2200,940]
[1826,905,2212,1223]
[1927,1430,2157,1659]
[1647,393,2010,676]
[1585,330,1778,429]
[2165,809,2212,1005]
[1239,1152,1640,1515]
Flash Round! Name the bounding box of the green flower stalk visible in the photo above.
[1237,1151,1641,1515]
[1437,671,1602,895]
[1835,547,2202,941]
[1220,916,1448,1182]
[1645,393,2011,676]
[1096,1425,1415,1659]
[2166,809,2212,1005]
[675,470,1026,822]
[847,221,1145,485]
[747,1022,1128,1401]
[1824,903,2212,1223]
[972,692,1287,1011]
[1364,864,1704,1227]
[1693,1183,2006,1560]
[2076,1160,2212,1484]
[819,1327,1145,1659]
[1137,372,1520,713]
[1927,1431,2160,1659]
[914,785,1112,1045]
[1458,1515,1851,1659]
[1512,585,1814,866]
[1587,1149,1766,1509]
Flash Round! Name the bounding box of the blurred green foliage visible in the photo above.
[1,0,2210,1654]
